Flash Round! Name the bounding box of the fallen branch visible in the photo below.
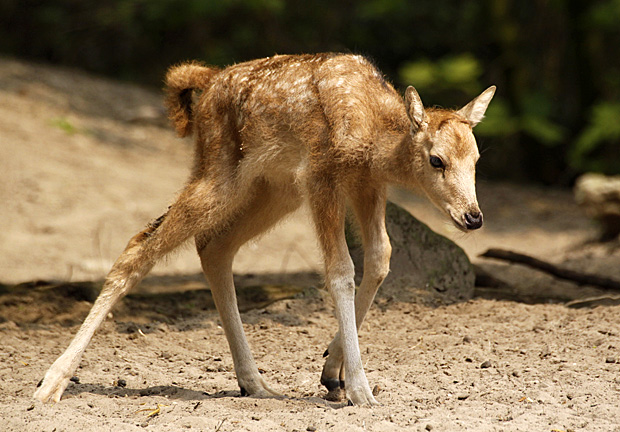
[566,295,620,308]
[479,248,620,291]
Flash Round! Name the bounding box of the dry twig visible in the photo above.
[480,248,620,291]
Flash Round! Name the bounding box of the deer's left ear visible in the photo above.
[405,86,427,132]
[457,85,496,127]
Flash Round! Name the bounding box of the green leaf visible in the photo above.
[399,59,437,89]
[520,115,565,146]
[570,102,620,168]
[474,99,518,137]
[399,53,482,94]
[439,53,481,86]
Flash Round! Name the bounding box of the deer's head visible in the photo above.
[404,86,496,231]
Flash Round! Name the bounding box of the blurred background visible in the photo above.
[2,0,619,185]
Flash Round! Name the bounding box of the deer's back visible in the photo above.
[193,54,408,184]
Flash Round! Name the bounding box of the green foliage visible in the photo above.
[474,99,518,137]
[399,54,482,95]
[400,59,435,90]
[403,57,566,148]
[587,0,620,30]
[475,95,565,145]
[520,115,565,146]
[570,103,620,173]
[518,93,566,146]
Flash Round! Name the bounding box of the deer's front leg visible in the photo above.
[321,186,391,400]
[309,182,378,406]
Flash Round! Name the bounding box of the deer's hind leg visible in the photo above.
[33,179,248,403]
[196,180,302,397]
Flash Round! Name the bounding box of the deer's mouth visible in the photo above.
[439,204,481,232]
[447,209,474,232]
[450,214,469,232]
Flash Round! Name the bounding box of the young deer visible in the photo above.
[34,53,495,406]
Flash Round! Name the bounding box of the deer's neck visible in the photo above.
[370,131,423,191]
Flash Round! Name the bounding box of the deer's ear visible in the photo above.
[405,86,427,132]
[457,86,496,127]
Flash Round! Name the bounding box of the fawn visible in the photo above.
[34,53,495,406]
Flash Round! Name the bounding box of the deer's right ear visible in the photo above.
[405,86,427,132]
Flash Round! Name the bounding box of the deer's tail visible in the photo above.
[164,61,219,137]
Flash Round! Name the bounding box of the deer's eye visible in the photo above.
[430,155,444,169]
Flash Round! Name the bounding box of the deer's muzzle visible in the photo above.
[463,211,483,230]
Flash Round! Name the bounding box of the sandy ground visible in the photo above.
[1,57,620,431]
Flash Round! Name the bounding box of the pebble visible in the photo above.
[605,356,616,364]
[480,360,492,369]
[307,426,317,432]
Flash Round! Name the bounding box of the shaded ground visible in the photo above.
[1,57,620,431]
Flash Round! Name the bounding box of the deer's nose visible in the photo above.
[464,211,483,230]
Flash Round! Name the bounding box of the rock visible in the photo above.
[348,202,474,304]
[480,360,492,369]
[575,173,620,241]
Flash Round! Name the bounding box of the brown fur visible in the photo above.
[425,109,477,165]
[164,61,220,137]
[34,53,495,406]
